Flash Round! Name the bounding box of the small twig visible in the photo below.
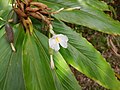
[51,8,64,14]
[65,6,81,11]
[107,36,120,57]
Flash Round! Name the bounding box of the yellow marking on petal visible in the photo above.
[55,37,61,43]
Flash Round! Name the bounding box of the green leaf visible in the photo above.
[54,10,120,35]
[43,0,109,11]
[34,30,81,90]
[0,27,5,38]
[0,25,25,90]
[0,0,12,21]
[0,0,9,9]
[0,35,12,90]
[54,52,81,90]
[22,33,57,90]
[40,0,120,35]
[52,20,120,90]
[83,0,109,11]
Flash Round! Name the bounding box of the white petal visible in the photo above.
[49,34,68,51]
[59,40,68,48]
[52,35,58,39]
[57,34,68,48]
[57,34,68,42]
[49,38,55,48]
[54,43,60,51]
[49,38,60,51]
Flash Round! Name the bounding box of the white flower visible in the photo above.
[49,34,68,51]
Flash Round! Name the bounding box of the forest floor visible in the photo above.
[71,30,120,90]
[70,0,120,89]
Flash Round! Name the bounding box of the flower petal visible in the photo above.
[59,40,68,48]
[49,38,60,51]
[49,34,68,51]
[54,43,60,51]
[57,34,68,48]
[57,34,68,42]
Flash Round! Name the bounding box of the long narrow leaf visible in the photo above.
[53,20,120,90]
[0,25,25,90]
[34,30,81,90]
[22,33,57,90]
[39,0,120,35]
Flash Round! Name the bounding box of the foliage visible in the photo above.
[0,0,120,90]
